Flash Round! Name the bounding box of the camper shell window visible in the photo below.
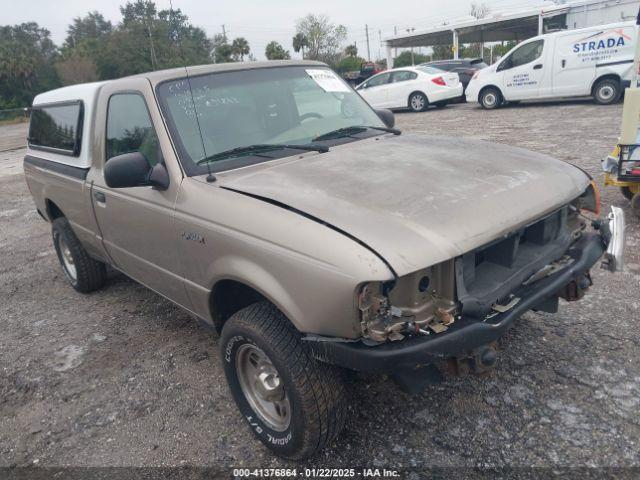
[28,101,83,156]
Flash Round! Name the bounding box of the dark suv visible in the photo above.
[421,58,487,94]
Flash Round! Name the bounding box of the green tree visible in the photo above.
[55,52,99,85]
[99,0,212,78]
[295,14,346,64]
[64,11,112,50]
[265,41,290,60]
[212,33,234,63]
[344,44,358,57]
[231,37,250,61]
[292,32,308,58]
[0,22,59,108]
[57,12,112,86]
[393,50,429,67]
[431,44,453,61]
[335,55,365,73]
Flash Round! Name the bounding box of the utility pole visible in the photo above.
[365,24,371,61]
[222,24,227,42]
[394,26,398,58]
[147,23,157,70]
[378,30,382,61]
[406,27,415,65]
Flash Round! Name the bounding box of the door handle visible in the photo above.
[94,191,106,203]
[533,64,543,70]
[561,59,566,68]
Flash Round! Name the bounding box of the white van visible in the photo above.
[465,21,636,109]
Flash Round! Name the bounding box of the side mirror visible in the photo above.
[375,108,395,129]
[104,151,169,190]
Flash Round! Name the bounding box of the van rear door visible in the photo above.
[498,39,546,101]
[553,24,635,96]
[552,30,597,97]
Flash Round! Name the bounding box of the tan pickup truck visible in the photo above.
[24,60,625,459]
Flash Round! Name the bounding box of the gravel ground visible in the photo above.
[1,101,639,472]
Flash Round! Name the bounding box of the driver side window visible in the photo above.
[499,40,544,71]
[106,93,160,166]
[365,72,391,88]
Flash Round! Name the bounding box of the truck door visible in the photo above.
[552,31,596,97]
[498,39,546,100]
[87,77,190,307]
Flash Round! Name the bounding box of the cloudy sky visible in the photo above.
[6,0,547,60]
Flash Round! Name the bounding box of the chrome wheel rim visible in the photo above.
[411,95,425,110]
[235,344,291,432]
[57,235,77,281]
[483,92,497,107]
[598,85,614,101]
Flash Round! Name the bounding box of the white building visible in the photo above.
[384,0,640,67]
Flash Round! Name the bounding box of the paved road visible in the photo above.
[0,122,28,178]
[1,101,639,470]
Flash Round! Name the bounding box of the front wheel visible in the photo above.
[408,92,428,112]
[220,302,347,459]
[593,78,620,105]
[479,87,502,109]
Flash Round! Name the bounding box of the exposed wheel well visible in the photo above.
[591,74,621,95]
[209,279,268,332]
[45,199,64,222]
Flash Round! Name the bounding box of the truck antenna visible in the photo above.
[169,0,215,182]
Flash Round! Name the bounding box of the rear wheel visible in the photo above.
[408,92,428,112]
[593,78,620,105]
[220,302,347,459]
[52,217,106,293]
[479,87,502,109]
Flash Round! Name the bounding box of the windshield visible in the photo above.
[157,66,386,175]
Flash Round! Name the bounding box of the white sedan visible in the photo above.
[356,66,463,112]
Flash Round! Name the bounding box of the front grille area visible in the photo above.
[455,206,572,317]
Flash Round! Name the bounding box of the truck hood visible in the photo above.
[217,134,590,276]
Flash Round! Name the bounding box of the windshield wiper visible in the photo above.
[312,125,401,141]
[197,143,329,164]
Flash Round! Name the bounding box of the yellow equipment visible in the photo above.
[602,41,640,216]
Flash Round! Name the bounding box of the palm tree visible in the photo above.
[344,44,358,57]
[231,37,250,61]
[292,33,308,59]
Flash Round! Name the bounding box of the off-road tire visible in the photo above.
[479,87,502,109]
[593,78,620,105]
[621,186,635,201]
[52,217,106,293]
[408,92,428,112]
[220,302,347,459]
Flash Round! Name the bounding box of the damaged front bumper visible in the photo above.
[308,213,623,373]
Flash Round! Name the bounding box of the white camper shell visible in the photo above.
[465,21,637,108]
[28,82,106,168]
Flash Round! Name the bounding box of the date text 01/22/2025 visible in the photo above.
[232,468,400,477]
